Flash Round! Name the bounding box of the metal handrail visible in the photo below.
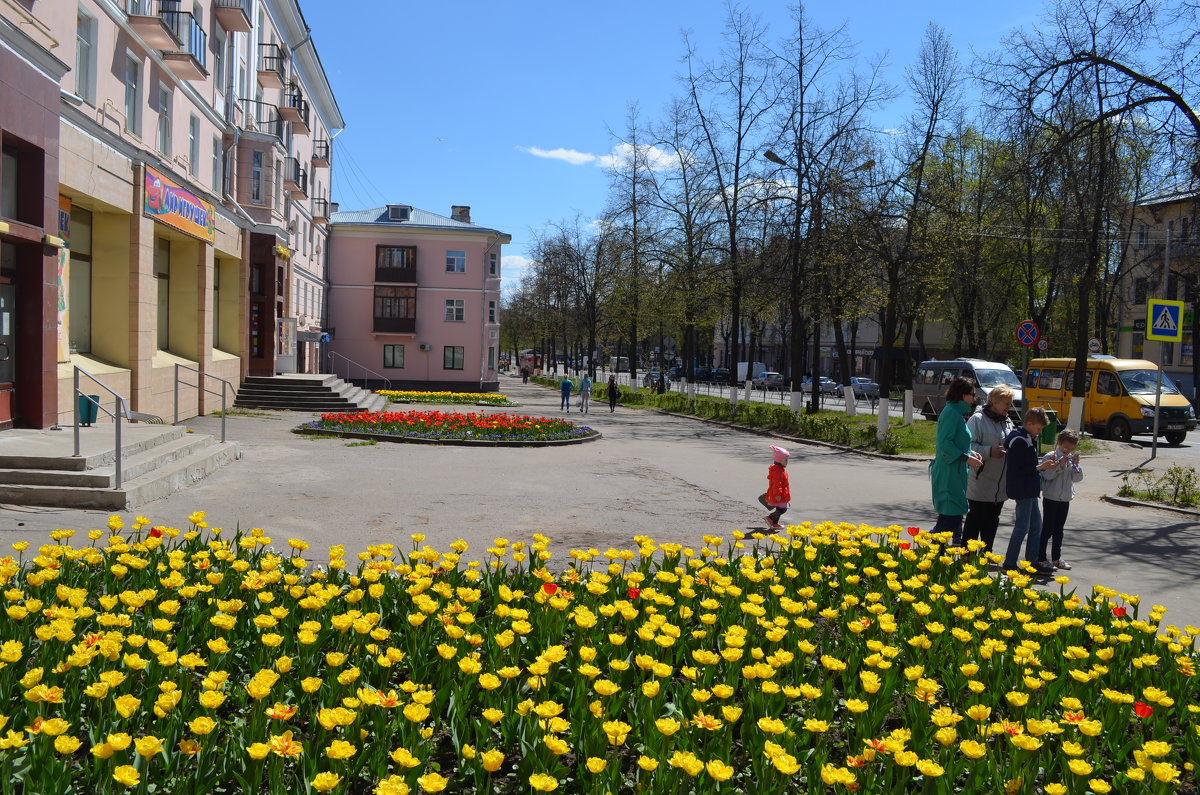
[173,364,235,442]
[73,366,133,489]
[327,350,392,392]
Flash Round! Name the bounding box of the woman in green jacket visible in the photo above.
[929,376,984,537]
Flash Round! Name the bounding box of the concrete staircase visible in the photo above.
[0,426,241,510]
[233,374,388,413]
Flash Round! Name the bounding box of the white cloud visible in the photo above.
[500,254,532,284]
[517,146,597,165]
[596,142,678,172]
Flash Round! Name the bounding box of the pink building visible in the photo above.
[327,204,509,391]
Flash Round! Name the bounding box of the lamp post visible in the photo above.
[763,149,873,415]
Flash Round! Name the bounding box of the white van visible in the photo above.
[915,358,1023,420]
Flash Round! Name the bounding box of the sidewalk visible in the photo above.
[1,374,1197,629]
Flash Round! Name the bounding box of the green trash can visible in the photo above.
[77,394,100,427]
[1039,410,1058,445]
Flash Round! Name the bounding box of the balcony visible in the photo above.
[283,157,308,198]
[373,317,416,334]
[239,99,283,142]
[161,10,207,80]
[375,263,416,283]
[213,0,251,32]
[126,0,181,50]
[312,197,329,224]
[280,86,310,135]
[312,138,331,168]
[258,43,287,90]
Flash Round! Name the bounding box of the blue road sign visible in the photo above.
[1016,320,1040,347]
[1147,299,1184,342]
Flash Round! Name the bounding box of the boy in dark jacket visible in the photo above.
[1001,407,1056,575]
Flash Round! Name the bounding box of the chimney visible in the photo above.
[330,201,339,213]
[451,205,471,224]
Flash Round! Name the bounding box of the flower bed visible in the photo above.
[376,390,515,407]
[308,409,595,443]
[0,516,1197,794]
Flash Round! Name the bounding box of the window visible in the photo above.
[1097,371,1120,396]
[376,246,416,281]
[488,346,496,369]
[446,250,465,273]
[1025,369,1039,388]
[488,300,497,323]
[1182,217,1191,243]
[488,252,498,276]
[373,286,416,331]
[443,346,465,370]
[212,29,226,94]
[124,53,141,134]
[251,151,263,203]
[68,207,93,353]
[156,85,172,156]
[212,136,222,193]
[155,238,170,350]
[75,8,97,104]
[212,260,220,348]
[188,115,200,175]
[1136,223,1148,249]
[444,299,465,322]
[384,344,405,369]
[1,146,16,219]
[1133,277,1148,305]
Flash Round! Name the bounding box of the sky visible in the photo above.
[301,1,1048,287]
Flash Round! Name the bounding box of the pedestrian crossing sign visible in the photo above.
[1146,298,1185,342]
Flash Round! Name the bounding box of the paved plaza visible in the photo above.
[1,375,1198,628]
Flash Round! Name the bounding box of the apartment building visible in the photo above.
[1117,182,1199,395]
[328,204,509,392]
[0,0,341,430]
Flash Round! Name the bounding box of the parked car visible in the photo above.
[849,377,880,400]
[751,372,786,391]
[693,367,711,383]
[818,377,840,395]
[642,370,664,389]
[667,365,685,382]
[710,368,731,384]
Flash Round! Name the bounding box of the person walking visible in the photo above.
[1037,428,1083,571]
[607,375,619,413]
[521,367,529,384]
[578,375,593,413]
[1001,407,1056,575]
[559,375,574,412]
[757,445,791,530]
[961,385,1016,551]
[929,377,984,537]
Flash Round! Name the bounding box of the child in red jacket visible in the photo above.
[757,445,791,529]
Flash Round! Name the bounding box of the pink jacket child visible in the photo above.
[758,446,792,529]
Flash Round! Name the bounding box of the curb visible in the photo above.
[1101,494,1200,517]
[293,424,601,447]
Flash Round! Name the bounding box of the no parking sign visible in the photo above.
[1016,320,1040,347]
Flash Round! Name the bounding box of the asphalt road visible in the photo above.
[1,375,1197,629]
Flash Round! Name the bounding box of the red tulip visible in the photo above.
[906,527,921,536]
[898,542,911,550]
[1134,701,1153,718]
[542,582,558,596]
[149,527,164,538]
[1112,606,1127,617]
[628,588,641,600]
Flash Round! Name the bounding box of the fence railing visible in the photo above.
[173,364,235,442]
[73,367,134,489]
[327,350,392,392]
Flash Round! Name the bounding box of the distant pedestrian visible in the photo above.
[929,377,984,537]
[1001,407,1055,575]
[757,445,791,530]
[608,375,618,413]
[521,367,529,384]
[1037,428,1083,571]
[961,385,1016,551]
[578,376,592,413]
[559,376,574,412]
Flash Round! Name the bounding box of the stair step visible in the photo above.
[0,426,188,472]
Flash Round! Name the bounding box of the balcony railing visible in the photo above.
[282,157,308,198]
[161,10,207,80]
[257,43,287,90]
[312,197,329,223]
[373,317,416,334]
[280,86,310,135]
[239,99,283,141]
[213,0,251,32]
[126,0,181,50]
[375,264,416,283]
[312,138,331,168]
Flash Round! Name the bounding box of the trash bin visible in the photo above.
[1040,410,1058,445]
[77,394,100,427]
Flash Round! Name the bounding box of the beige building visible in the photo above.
[0,0,342,429]
[1116,182,1199,397]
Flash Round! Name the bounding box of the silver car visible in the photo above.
[751,372,786,390]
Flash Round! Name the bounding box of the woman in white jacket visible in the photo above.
[960,385,1015,552]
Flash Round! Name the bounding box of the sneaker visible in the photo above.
[1054,559,1072,570]
[763,516,783,529]
[1033,562,1055,574]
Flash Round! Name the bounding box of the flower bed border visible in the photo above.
[293,423,600,447]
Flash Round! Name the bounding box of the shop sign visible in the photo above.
[143,166,215,244]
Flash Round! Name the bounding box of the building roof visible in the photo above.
[330,205,509,238]
[1134,179,1200,207]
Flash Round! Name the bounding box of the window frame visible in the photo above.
[488,251,498,276]
[251,150,263,203]
[445,250,466,273]
[156,84,173,156]
[124,52,142,135]
[443,345,465,370]
[383,344,405,369]
[188,115,200,176]
[75,8,97,104]
[444,298,465,322]
[488,300,497,323]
